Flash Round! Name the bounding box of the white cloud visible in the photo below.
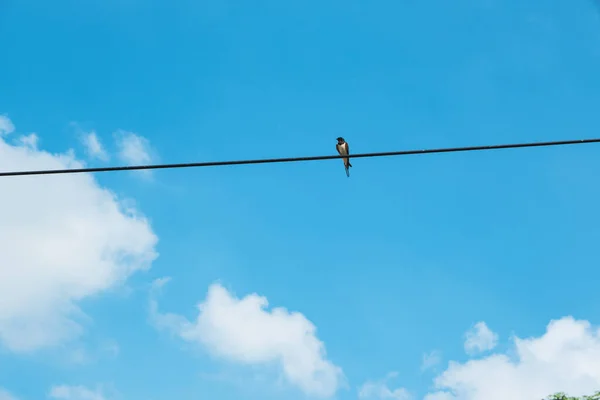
[0,115,15,136]
[114,130,156,179]
[358,372,412,400]
[63,339,121,365]
[0,388,18,400]
[421,350,442,371]
[0,116,158,352]
[18,133,39,149]
[464,322,498,355]
[49,385,106,400]
[114,130,154,163]
[425,317,600,400]
[81,132,108,161]
[423,392,454,400]
[151,280,344,398]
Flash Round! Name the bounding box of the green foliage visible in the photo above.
[545,392,600,400]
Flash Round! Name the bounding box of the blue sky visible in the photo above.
[2,0,600,399]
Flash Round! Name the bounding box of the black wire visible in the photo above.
[1,137,599,177]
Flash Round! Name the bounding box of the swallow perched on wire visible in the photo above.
[336,137,352,177]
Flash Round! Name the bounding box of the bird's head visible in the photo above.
[336,137,345,144]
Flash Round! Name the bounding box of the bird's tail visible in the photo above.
[345,165,350,177]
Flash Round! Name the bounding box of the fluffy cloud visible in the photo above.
[49,385,106,400]
[425,317,600,400]
[421,351,442,372]
[151,280,344,398]
[358,372,411,400]
[464,322,498,355]
[0,115,15,135]
[0,116,158,352]
[81,132,108,161]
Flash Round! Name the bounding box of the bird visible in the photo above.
[335,137,352,177]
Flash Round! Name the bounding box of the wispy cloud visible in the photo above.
[49,385,106,400]
[114,130,156,179]
[17,133,39,149]
[0,388,18,400]
[358,372,412,400]
[464,322,498,355]
[0,115,15,136]
[421,350,442,372]
[114,130,154,165]
[81,131,109,161]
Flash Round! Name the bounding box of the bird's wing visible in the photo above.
[344,142,349,154]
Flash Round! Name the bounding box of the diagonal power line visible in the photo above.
[1,137,599,178]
